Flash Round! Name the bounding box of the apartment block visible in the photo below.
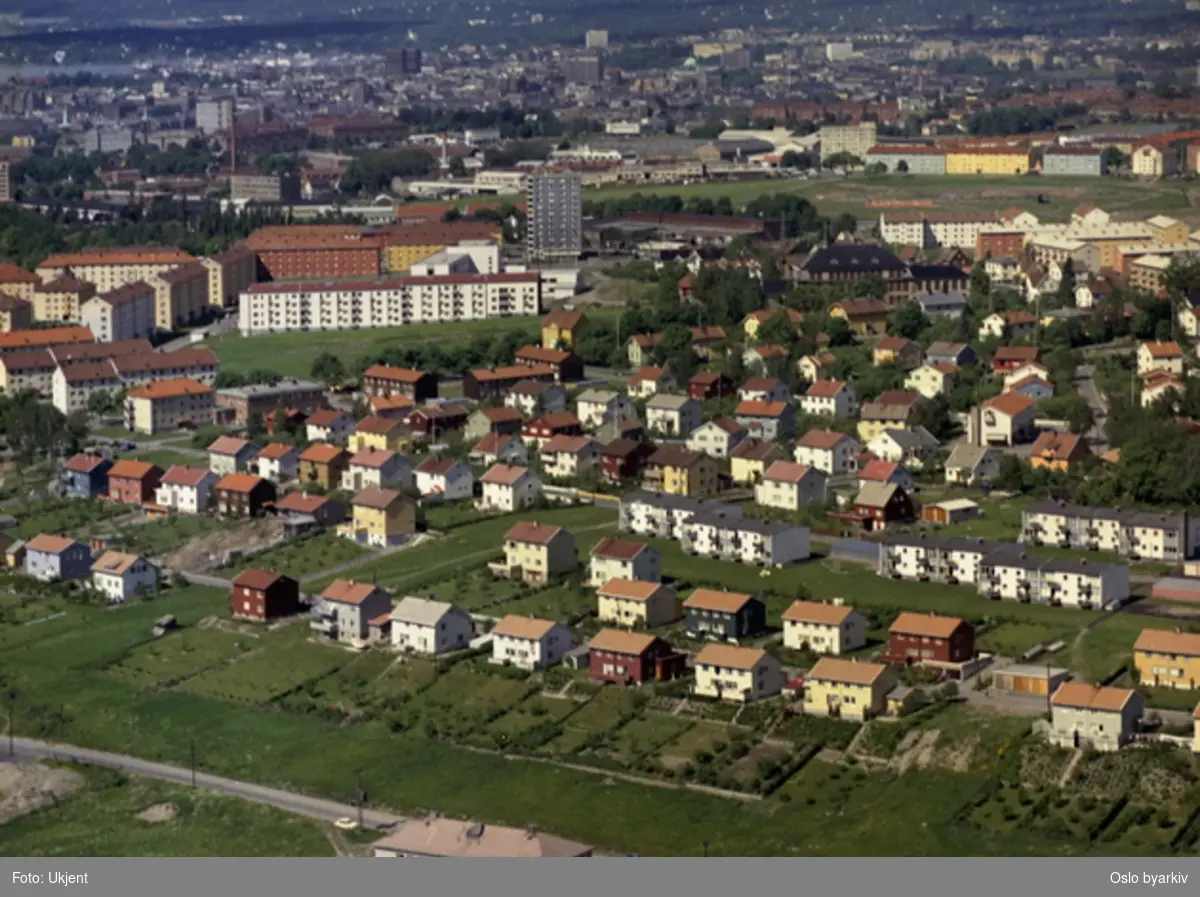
[36,246,195,292]
[124,378,215,435]
[1021,501,1200,562]
[618,491,743,541]
[146,262,209,330]
[201,247,257,308]
[32,275,95,323]
[679,513,811,567]
[80,282,158,342]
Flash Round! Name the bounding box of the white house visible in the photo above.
[312,580,392,646]
[800,380,857,419]
[390,597,474,655]
[479,464,543,512]
[90,551,157,603]
[906,363,957,400]
[575,389,632,430]
[207,435,259,475]
[153,465,217,514]
[754,461,828,512]
[781,600,866,655]
[588,536,662,586]
[469,433,529,467]
[538,435,599,480]
[793,430,861,475]
[305,410,354,445]
[645,394,703,438]
[489,614,575,670]
[680,514,811,566]
[687,418,746,459]
[693,644,784,702]
[628,366,675,398]
[414,457,474,501]
[1137,341,1185,377]
[976,391,1037,446]
[506,381,568,417]
[945,443,1001,485]
[342,449,412,493]
[738,377,791,404]
[256,443,299,482]
[867,427,940,469]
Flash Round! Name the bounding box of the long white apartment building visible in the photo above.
[238,271,541,336]
[1022,501,1200,562]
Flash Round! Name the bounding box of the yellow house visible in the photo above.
[340,486,415,548]
[802,657,896,721]
[643,445,717,497]
[693,644,784,702]
[872,336,922,370]
[597,578,680,628]
[829,298,889,336]
[1133,629,1200,690]
[495,520,577,585]
[1146,215,1190,245]
[743,307,803,341]
[124,377,215,435]
[541,309,587,350]
[729,439,786,485]
[945,149,1030,176]
[349,414,410,453]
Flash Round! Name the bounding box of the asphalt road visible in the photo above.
[1074,363,1111,453]
[8,737,402,830]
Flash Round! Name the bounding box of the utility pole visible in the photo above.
[190,738,196,788]
[702,839,710,857]
[7,689,15,757]
[355,766,365,830]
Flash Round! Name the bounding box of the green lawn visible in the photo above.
[586,174,1196,223]
[178,639,349,705]
[1059,614,1189,683]
[13,498,129,540]
[206,307,621,380]
[217,530,369,580]
[0,768,335,857]
[124,449,207,471]
[104,628,253,689]
[103,515,227,559]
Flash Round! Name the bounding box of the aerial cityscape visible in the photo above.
[3,0,1200,862]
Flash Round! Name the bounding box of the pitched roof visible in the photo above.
[1143,340,1183,358]
[796,429,851,450]
[353,486,404,510]
[590,537,649,561]
[306,409,349,427]
[321,579,384,605]
[299,443,347,464]
[108,459,160,480]
[981,390,1036,418]
[526,410,580,430]
[630,366,669,384]
[91,550,145,576]
[647,444,705,468]
[1030,430,1088,461]
[257,442,298,460]
[540,434,595,455]
[26,533,79,554]
[491,614,559,640]
[808,657,889,686]
[805,379,848,398]
[782,600,856,625]
[889,612,966,639]
[415,456,460,475]
[855,481,899,508]
[735,399,789,418]
[348,448,399,470]
[0,326,93,350]
[215,472,269,494]
[362,364,427,383]
[126,377,212,400]
[596,578,667,601]
[63,453,109,474]
[354,414,404,435]
[476,406,523,424]
[542,308,585,329]
[208,435,253,456]
[876,335,915,352]
[232,568,288,590]
[588,628,660,655]
[694,643,769,671]
[858,459,902,482]
[275,491,334,514]
[1051,682,1136,713]
[159,465,213,487]
[730,439,784,461]
[471,432,519,455]
[480,463,530,486]
[763,460,815,484]
[1133,628,1200,657]
[684,588,754,612]
[390,596,458,626]
[505,521,566,545]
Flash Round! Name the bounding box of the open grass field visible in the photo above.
[585,174,1199,224]
[217,530,369,580]
[104,628,253,689]
[0,768,336,857]
[178,638,348,705]
[12,498,130,540]
[205,307,621,380]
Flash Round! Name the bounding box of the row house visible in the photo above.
[1021,502,1200,562]
[360,365,437,402]
[978,554,1130,609]
[679,513,811,567]
[618,491,743,541]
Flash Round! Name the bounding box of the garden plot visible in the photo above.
[609,715,693,761]
[659,721,733,770]
[369,657,439,700]
[105,630,252,689]
[177,641,347,704]
[771,713,860,751]
[1100,801,1197,853]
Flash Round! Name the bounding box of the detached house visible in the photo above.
[1133,629,1200,690]
[857,390,925,442]
[687,418,746,459]
[596,579,680,629]
[91,551,157,603]
[390,597,474,656]
[944,444,1000,486]
[24,534,92,582]
[730,439,786,485]
[539,434,600,480]
[505,379,568,417]
[858,459,916,493]
[312,580,391,646]
[495,521,576,585]
[576,389,633,429]
[1030,431,1092,472]
[873,335,923,369]
[230,569,301,621]
[61,453,112,498]
[847,482,915,531]
[906,363,958,400]
[867,427,940,469]
[154,465,217,514]
[628,366,675,398]
[208,436,259,475]
[645,394,703,438]
[643,445,717,497]
[800,380,857,420]
[469,432,529,468]
[754,460,828,511]
[463,407,524,443]
[414,457,474,501]
[1049,684,1142,752]
[274,492,347,529]
[522,411,582,451]
[589,537,662,586]
[978,309,1037,341]
[305,409,354,445]
[349,415,411,454]
[883,612,975,666]
[798,351,836,383]
[599,438,654,484]
[735,399,795,440]
[687,371,734,401]
[926,341,976,367]
[213,473,276,518]
[977,391,1037,446]
[782,600,867,655]
[407,403,469,439]
[256,443,299,482]
[298,443,350,489]
[589,630,686,685]
[738,376,790,404]
[342,448,412,492]
[683,589,766,641]
[479,464,542,512]
[490,615,575,670]
[803,658,895,721]
[793,430,861,475]
[991,346,1040,375]
[107,460,162,505]
[342,487,415,547]
[1137,341,1185,377]
[693,644,784,702]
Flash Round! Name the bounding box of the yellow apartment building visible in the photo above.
[124,377,215,435]
[1134,629,1200,690]
[146,262,209,330]
[201,247,258,308]
[945,149,1030,176]
[35,247,195,292]
[497,521,577,585]
[32,275,95,322]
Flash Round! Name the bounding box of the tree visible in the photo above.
[448,156,468,178]
[821,152,863,176]
[2,391,86,462]
[310,352,347,387]
[831,212,858,239]
[887,303,930,341]
[86,389,123,416]
[246,411,267,443]
[864,161,887,178]
[1102,146,1126,172]
[1065,397,1096,435]
[896,159,910,174]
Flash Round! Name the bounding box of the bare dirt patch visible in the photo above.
[164,518,286,572]
[0,761,85,824]
[135,802,179,823]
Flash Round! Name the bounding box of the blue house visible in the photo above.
[61,454,112,498]
[24,534,93,582]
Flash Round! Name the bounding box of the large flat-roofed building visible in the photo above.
[237,272,541,336]
[215,379,326,424]
[36,247,196,293]
[201,247,257,308]
[124,377,215,434]
[818,122,876,161]
[865,145,945,175]
[526,171,582,265]
[246,226,383,281]
[229,171,302,204]
[945,148,1030,176]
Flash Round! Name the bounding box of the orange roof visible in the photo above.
[808,657,889,686]
[597,578,667,601]
[782,600,856,625]
[126,377,212,400]
[1134,628,1200,657]
[26,533,79,554]
[215,473,268,493]
[491,614,559,640]
[39,246,195,268]
[1051,682,1136,712]
[299,443,346,464]
[763,460,815,483]
[505,521,565,545]
[108,459,159,480]
[735,399,789,418]
[629,366,668,384]
[362,364,427,383]
[542,309,585,329]
[684,588,754,613]
[353,486,404,509]
[307,409,349,427]
[590,537,649,561]
[806,380,847,398]
[889,612,966,639]
[0,262,38,283]
[348,448,398,469]
[354,414,404,435]
[981,390,1036,418]
[208,435,252,456]
[797,429,851,450]
[480,464,530,486]
[257,442,298,460]
[0,326,93,350]
[1143,340,1183,358]
[321,579,383,605]
[369,394,415,414]
[694,643,769,671]
[588,629,661,655]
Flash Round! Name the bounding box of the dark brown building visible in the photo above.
[215,380,327,425]
[600,438,654,484]
[407,403,468,438]
[230,568,301,621]
[213,473,277,517]
[513,345,585,383]
[463,364,556,400]
[360,365,437,402]
[882,612,975,666]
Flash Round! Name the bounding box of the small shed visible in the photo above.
[886,684,913,716]
[921,498,981,526]
[991,664,1070,696]
[3,538,25,569]
[563,643,590,671]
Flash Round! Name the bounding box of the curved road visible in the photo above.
[8,737,402,830]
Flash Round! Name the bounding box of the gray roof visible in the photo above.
[855,481,898,508]
[880,532,1023,557]
[1025,500,1185,529]
[645,394,695,411]
[946,443,995,471]
[216,379,322,399]
[622,491,742,518]
[390,596,460,626]
[577,388,620,404]
[916,291,967,313]
[880,426,939,450]
[688,512,802,537]
[926,340,971,359]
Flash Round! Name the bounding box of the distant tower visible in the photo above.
[585,29,609,49]
[526,171,582,266]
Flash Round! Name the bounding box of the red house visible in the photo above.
[688,371,735,400]
[600,437,654,484]
[883,612,975,666]
[588,629,686,685]
[845,482,914,531]
[522,410,582,444]
[513,345,585,383]
[408,403,468,438]
[991,346,1040,374]
[230,568,302,621]
[106,459,163,505]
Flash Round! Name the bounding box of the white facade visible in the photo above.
[92,556,157,603]
[754,465,828,512]
[390,598,474,655]
[480,470,543,512]
[257,449,299,482]
[782,607,867,655]
[238,273,542,335]
[680,515,811,566]
[793,433,861,475]
[540,442,599,480]
[490,625,575,670]
[687,420,744,459]
[575,390,632,429]
[154,473,217,514]
[415,462,474,501]
[978,555,1129,608]
[645,395,703,437]
[800,382,858,419]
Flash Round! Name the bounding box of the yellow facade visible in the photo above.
[1149,220,1190,245]
[0,303,30,333]
[802,669,895,721]
[541,318,586,350]
[856,419,894,443]
[350,423,408,453]
[945,151,1030,176]
[661,457,717,497]
[829,306,888,336]
[32,288,89,323]
[353,500,415,543]
[730,455,770,485]
[597,592,679,629]
[385,242,449,273]
[148,266,209,330]
[1134,648,1200,690]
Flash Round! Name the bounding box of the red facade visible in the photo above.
[852,486,915,531]
[688,373,734,400]
[522,414,582,442]
[589,637,686,685]
[108,469,162,504]
[885,622,975,665]
[408,405,468,437]
[975,231,1025,261]
[230,571,302,621]
[600,440,653,484]
[255,245,381,281]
